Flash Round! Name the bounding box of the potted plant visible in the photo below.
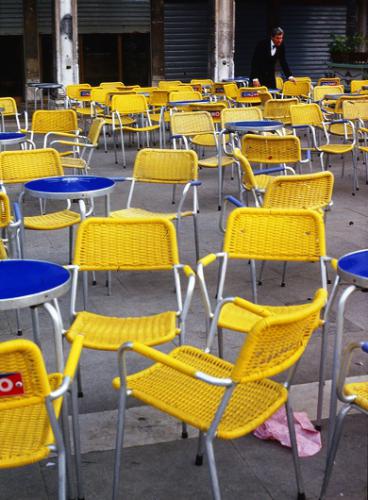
[329,33,368,64]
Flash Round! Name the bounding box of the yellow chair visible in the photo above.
[25,109,79,146]
[282,80,310,100]
[45,117,105,174]
[0,335,84,500]
[170,111,234,208]
[313,85,344,115]
[290,103,358,193]
[0,192,21,259]
[158,80,182,90]
[320,341,368,499]
[317,77,341,86]
[110,148,201,260]
[65,83,92,108]
[99,81,125,88]
[191,79,214,85]
[275,76,284,90]
[231,148,333,211]
[169,90,202,103]
[197,207,329,331]
[65,217,196,388]
[263,98,299,125]
[0,148,81,260]
[111,93,161,167]
[351,79,368,93]
[112,288,326,500]
[0,97,28,132]
[234,86,268,106]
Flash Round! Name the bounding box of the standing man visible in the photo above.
[250,27,295,89]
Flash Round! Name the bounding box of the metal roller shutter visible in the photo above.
[280,3,347,79]
[0,0,23,35]
[37,0,150,35]
[164,0,211,81]
[234,0,268,77]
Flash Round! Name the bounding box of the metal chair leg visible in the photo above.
[285,400,306,500]
[193,214,200,262]
[258,261,265,285]
[70,381,85,500]
[195,431,204,466]
[112,387,128,500]
[250,259,257,303]
[181,422,188,439]
[217,327,224,358]
[15,309,22,336]
[205,436,221,500]
[281,261,287,287]
[57,446,67,500]
[319,404,351,500]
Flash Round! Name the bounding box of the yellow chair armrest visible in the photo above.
[198,253,217,267]
[183,265,195,278]
[53,140,91,148]
[63,333,84,380]
[48,131,80,139]
[330,258,338,271]
[233,296,272,317]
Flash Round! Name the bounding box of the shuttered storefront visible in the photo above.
[234,0,268,77]
[164,0,211,81]
[279,3,347,79]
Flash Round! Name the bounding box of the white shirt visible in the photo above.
[271,40,276,56]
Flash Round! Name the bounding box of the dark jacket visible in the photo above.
[250,39,292,89]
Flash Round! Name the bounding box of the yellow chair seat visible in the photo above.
[199,156,234,168]
[244,174,273,192]
[61,157,87,170]
[151,111,170,123]
[0,374,62,469]
[112,345,287,439]
[123,124,160,133]
[319,144,354,154]
[66,310,179,351]
[218,302,310,334]
[192,134,217,147]
[359,146,368,153]
[24,210,81,230]
[103,116,136,127]
[75,107,93,116]
[328,123,353,136]
[0,240,6,259]
[110,208,192,220]
[344,381,368,411]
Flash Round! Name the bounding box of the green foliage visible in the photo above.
[329,33,367,54]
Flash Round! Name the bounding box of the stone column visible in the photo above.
[23,0,40,101]
[54,0,79,86]
[214,0,235,81]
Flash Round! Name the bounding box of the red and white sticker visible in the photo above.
[0,372,24,396]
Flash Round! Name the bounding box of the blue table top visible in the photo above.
[169,99,210,105]
[0,132,25,140]
[25,175,115,194]
[338,250,368,281]
[0,260,70,303]
[225,120,283,131]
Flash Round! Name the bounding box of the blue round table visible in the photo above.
[27,82,64,110]
[224,120,284,133]
[325,249,368,446]
[169,99,210,106]
[0,259,71,370]
[0,132,26,147]
[25,175,116,219]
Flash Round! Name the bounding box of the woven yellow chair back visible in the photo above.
[87,118,105,145]
[223,207,326,261]
[282,80,310,97]
[294,77,312,83]
[169,90,202,102]
[74,217,180,271]
[231,288,327,383]
[149,90,169,107]
[221,107,262,127]
[213,83,227,97]
[241,134,301,164]
[189,102,227,123]
[0,339,51,408]
[263,171,334,210]
[335,95,368,114]
[275,76,284,89]
[342,100,368,121]
[0,97,18,116]
[31,110,78,134]
[263,98,298,122]
[0,148,63,184]
[0,192,11,228]
[317,77,341,86]
[111,94,149,114]
[232,148,257,191]
[170,111,215,136]
[223,83,238,100]
[66,83,91,100]
[191,79,214,85]
[351,79,368,93]
[290,103,323,127]
[236,86,268,104]
[90,87,111,105]
[100,82,124,88]
[313,85,343,102]
[133,148,198,183]
[258,91,273,105]
[158,81,182,90]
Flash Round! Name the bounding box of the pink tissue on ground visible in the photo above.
[253,406,322,457]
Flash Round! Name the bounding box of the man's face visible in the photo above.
[272,33,284,47]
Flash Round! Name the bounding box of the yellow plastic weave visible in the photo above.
[73,217,179,271]
[66,310,179,351]
[31,110,78,134]
[290,103,324,127]
[0,97,18,116]
[171,111,215,137]
[351,80,368,93]
[282,80,310,98]
[263,171,334,210]
[133,148,198,183]
[223,207,326,261]
[169,90,202,102]
[232,148,272,192]
[263,98,298,124]
[66,83,91,100]
[221,107,262,127]
[0,148,63,183]
[241,134,301,164]
[313,85,343,102]
[0,192,11,228]
[24,210,81,230]
[344,381,368,411]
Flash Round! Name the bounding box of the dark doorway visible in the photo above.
[0,36,24,100]
[122,33,150,85]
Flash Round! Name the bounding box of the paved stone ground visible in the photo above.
[0,125,367,499]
